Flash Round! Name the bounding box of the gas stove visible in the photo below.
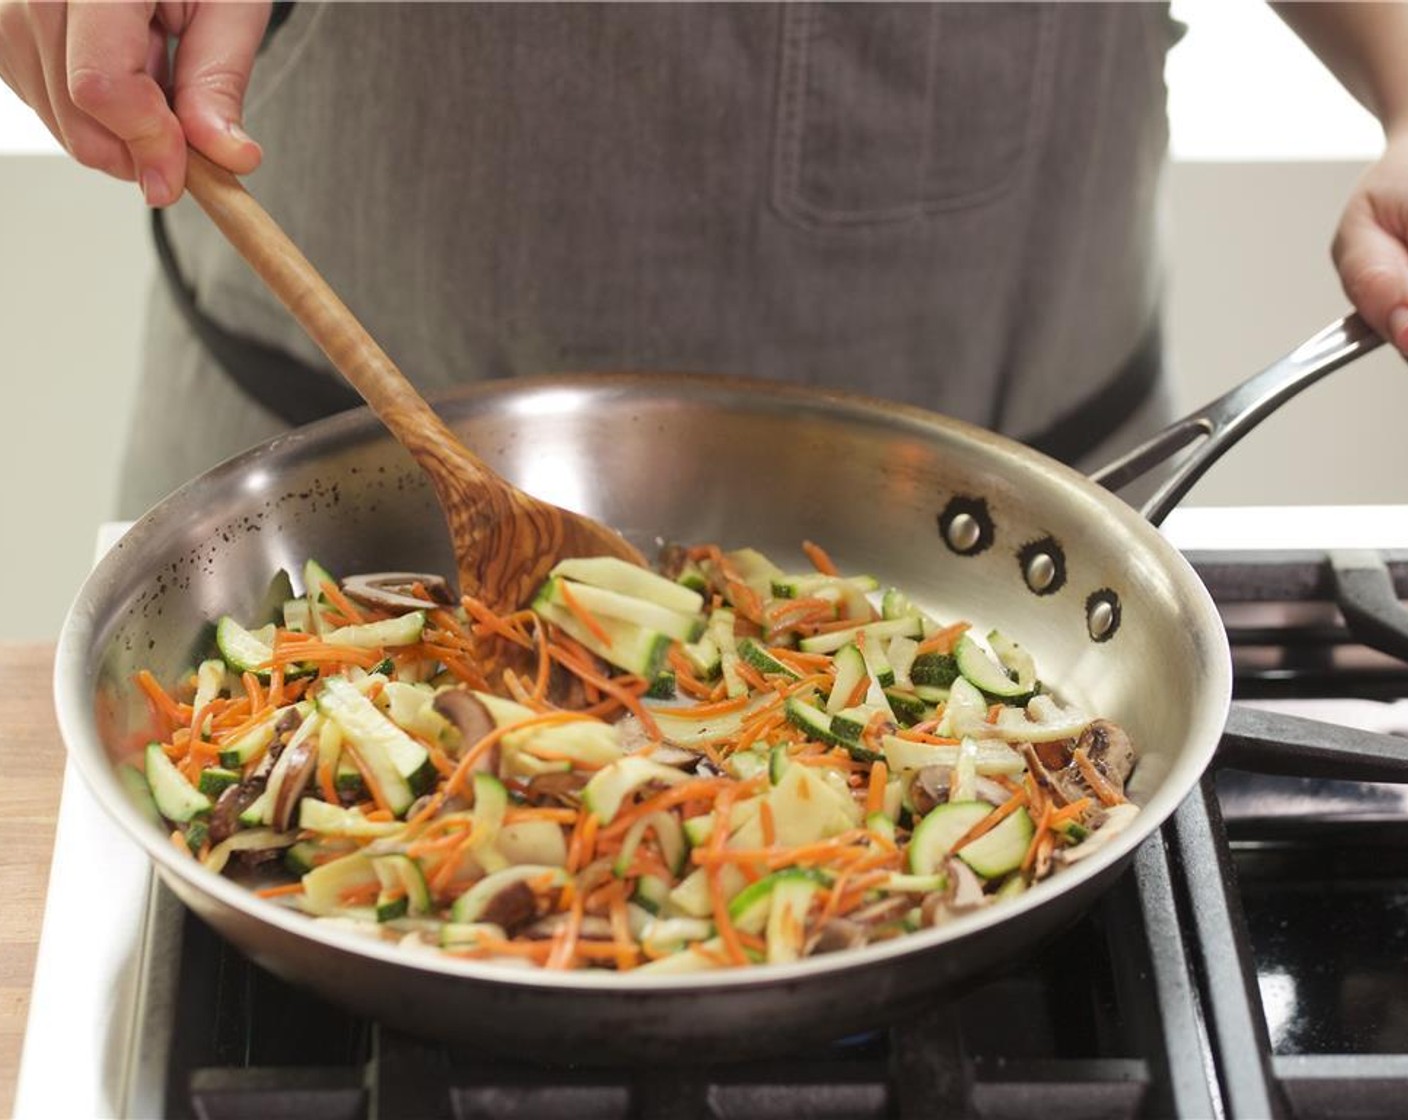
[17,510,1408,1119]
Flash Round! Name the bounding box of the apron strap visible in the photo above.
[152,207,363,427]
[1016,322,1163,465]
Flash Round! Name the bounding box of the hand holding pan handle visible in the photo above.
[1093,313,1408,778]
[1089,312,1383,526]
[1092,313,1408,659]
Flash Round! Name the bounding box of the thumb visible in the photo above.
[167,1,271,177]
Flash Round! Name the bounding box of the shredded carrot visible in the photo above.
[266,642,381,669]
[545,886,587,970]
[759,800,777,847]
[557,580,615,649]
[801,540,839,576]
[242,671,265,713]
[255,882,306,899]
[505,807,579,825]
[601,776,758,840]
[865,760,889,817]
[319,579,366,625]
[461,595,535,650]
[680,693,751,718]
[1050,797,1093,827]
[136,671,187,729]
[431,710,598,809]
[546,645,659,739]
[707,788,750,966]
[317,758,340,806]
[1022,802,1054,874]
[915,621,971,655]
[734,660,770,693]
[845,675,870,708]
[1074,748,1124,805]
[343,745,395,816]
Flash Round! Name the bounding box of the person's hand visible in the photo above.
[0,1,271,206]
[1333,128,1408,353]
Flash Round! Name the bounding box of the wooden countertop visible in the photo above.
[0,643,65,1120]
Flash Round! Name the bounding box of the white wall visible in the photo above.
[0,158,151,641]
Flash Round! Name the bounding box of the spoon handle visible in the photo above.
[182,149,487,484]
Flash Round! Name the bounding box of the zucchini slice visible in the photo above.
[581,757,690,824]
[322,611,426,649]
[550,556,705,616]
[372,853,431,921]
[546,578,703,642]
[144,742,211,822]
[954,633,1032,701]
[957,807,1035,879]
[798,616,923,655]
[532,589,674,679]
[826,643,867,715]
[450,865,568,923]
[317,677,433,815]
[908,801,992,875]
[736,637,800,681]
[215,616,275,677]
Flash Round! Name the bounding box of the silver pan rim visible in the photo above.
[54,370,1231,995]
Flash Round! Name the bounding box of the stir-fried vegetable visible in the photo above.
[124,543,1139,972]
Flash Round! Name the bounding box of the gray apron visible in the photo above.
[118,1,1178,519]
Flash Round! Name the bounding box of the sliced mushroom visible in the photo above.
[847,896,912,929]
[545,648,614,709]
[646,744,704,770]
[1032,737,1073,771]
[1056,802,1141,866]
[910,766,951,817]
[342,571,456,611]
[1019,742,1070,809]
[251,708,304,780]
[270,738,319,832]
[805,918,868,956]
[208,777,267,845]
[657,543,690,580]
[921,859,987,927]
[433,690,499,769]
[973,777,1011,807]
[476,879,541,935]
[946,857,987,911]
[406,792,470,822]
[614,714,653,753]
[1077,719,1136,794]
[523,913,616,941]
[525,770,590,805]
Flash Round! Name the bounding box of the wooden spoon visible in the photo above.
[181,150,644,613]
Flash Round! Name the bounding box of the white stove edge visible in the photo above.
[16,523,156,1119]
[16,507,1408,1117]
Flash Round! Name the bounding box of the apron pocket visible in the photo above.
[772,2,1055,228]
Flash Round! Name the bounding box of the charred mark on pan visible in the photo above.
[937,496,995,556]
[1085,588,1122,642]
[1017,536,1066,596]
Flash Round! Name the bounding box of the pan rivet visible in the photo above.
[1024,553,1056,593]
[1086,590,1122,642]
[946,513,981,553]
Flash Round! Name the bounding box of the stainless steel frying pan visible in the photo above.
[53,313,1390,1061]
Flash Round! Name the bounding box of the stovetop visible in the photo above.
[18,509,1408,1119]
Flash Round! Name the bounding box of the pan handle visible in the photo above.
[1088,313,1383,525]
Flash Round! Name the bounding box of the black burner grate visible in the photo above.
[168,868,1167,1120]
